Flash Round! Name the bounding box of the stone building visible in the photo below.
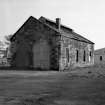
[94,48,105,64]
[10,16,94,70]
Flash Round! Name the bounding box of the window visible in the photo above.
[66,48,69,62]
[90,51,92,57]
[83,50,86,62]
[76,50,79,62]
[89,51,92,62]
[100,56,102,61]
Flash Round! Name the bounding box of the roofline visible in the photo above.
[11,15,94,45]
[39,16,94,44]
[39,16,73,31]
[72,31,94,44]
[61,34,94,44]
[95,47,105,51]
[10,16,36,41]
[11,16,60,41]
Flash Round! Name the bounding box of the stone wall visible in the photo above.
[10,16,94,70]
[59,36,94,70]
[94,49,105,64]
[10,17,60,70]
[94,54,105,64]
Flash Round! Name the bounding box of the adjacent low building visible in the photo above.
[10,16,94,70]
[94,48,105,64]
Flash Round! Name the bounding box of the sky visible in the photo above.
[0,0,105,49]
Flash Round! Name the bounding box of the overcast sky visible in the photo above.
[0,0,105,49]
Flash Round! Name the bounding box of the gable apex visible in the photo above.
[10,16,39,41]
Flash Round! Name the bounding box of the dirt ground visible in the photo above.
[1,64,105,105]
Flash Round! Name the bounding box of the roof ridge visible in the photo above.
[39,16,73,31]
[11,15,94,44]
[39,16,94,44]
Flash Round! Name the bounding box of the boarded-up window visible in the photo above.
[83,50,86,62]
[66,48,69,62]
[76,50,79,62]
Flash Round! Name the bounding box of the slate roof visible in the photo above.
[39,16,94,44]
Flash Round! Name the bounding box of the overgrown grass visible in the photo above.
[1,64,105,105]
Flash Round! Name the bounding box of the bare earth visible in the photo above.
[1,64,105,105]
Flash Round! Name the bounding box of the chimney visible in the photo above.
[56,18,61,31]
